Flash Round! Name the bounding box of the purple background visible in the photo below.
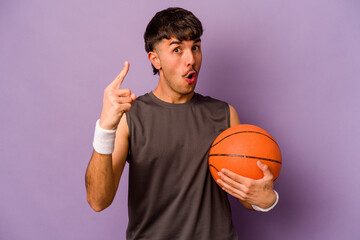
[1,0,359,239]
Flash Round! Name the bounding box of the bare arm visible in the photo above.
[228,104,252,209]
[85,115,129,212]
[229,104,240,127]
[226,104,277,211]
[85,62,136,212]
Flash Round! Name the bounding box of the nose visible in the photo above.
[185,50,195,67]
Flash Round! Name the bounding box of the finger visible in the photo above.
[109,103,132,116]
[116,96,135,104]
[105,89,131,104]
[218,170,247,192]
[220,168,248,184]
[217,176,246,200]
[257,161,274,180]
[109,61,130,89]
[119,103,132,113]
[112,88,132,97]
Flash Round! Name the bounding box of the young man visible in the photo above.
[86,7,278,240]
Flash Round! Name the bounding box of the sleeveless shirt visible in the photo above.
[125,92,238,240]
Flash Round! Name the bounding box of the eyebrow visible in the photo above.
[169,38,201,46]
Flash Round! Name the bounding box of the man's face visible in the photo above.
[153,37,202,97]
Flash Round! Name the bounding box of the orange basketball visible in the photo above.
[209,124,282,186]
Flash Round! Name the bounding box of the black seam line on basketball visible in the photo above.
[211,131,278,148]
[209,164,220,172]
[209,154,282,165]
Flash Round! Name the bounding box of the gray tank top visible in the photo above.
[125,92,238,240]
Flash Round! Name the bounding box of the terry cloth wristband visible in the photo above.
[252,190,279,212]
[93,119,116,154]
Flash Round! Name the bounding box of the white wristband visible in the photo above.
[251,190,279,212]
[93,119,116,155]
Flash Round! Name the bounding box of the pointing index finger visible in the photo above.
[110,61,130,89]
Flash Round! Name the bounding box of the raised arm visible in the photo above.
[85,62,136,212]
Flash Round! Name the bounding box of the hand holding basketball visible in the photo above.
[208,124,282,208]
[217,161,277,209]
[99,61,136,130]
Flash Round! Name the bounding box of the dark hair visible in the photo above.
[144,7,203,75]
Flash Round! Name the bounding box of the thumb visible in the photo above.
[257,161,273,180]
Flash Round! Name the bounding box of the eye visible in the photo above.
[192,45,200,51]
[174,47,181,53]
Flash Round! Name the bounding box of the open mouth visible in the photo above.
[185,71,197,84]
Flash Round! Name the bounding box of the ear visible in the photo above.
[148,51,161,71]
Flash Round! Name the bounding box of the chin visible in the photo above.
[182,88,196,96]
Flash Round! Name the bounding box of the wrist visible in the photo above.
[251,190,279,212]
[93,119,116,155]
[99,116,119,130]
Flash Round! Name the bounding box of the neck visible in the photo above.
[152,87,194,104]
[152,73,195,103]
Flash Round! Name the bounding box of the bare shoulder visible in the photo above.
[228,104,241,127]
